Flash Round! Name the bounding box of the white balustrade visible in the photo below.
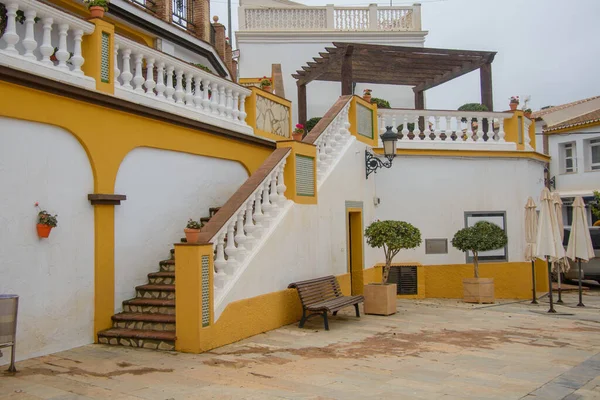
[377,109,516,151]
[113,35,253,135]
[0,0,95,89]
[210,154,290,305]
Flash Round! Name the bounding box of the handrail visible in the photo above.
[303,95,352,144]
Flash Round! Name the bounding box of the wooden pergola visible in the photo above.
[292,42,497,125]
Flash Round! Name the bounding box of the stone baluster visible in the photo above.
[120,48,133,89]
[193,75,203,109]
[155,62,165,98]
[391,115,397,134]
[401,115,409,140]
[164,66,175,102]
[22,9,38,60]
[413,115,421,140]
[113,43,121,86]
[218,85,227,117]
[433,116,441,141]
[524,119,533,150]
[234,211,247,262]
[243,200,256,250]
[225,88,233,119]
[423,115,432,140]
[39,17,54,66]
[55,24,70,70]
[466,116,474,142]
[70,29,84,75]
[202,79,211,111]
[268,172,279,215]
[1,3,20,55]
[174,69,185,104]
[252,191,264,235]
[261,182,273,225]
[239,94,248,124]
[210,82,219,115]
[498,118,506,142]
[445,116,453,141]
[232,92,240,122]
[476,117,484,142]
[276,162,287,205]
[144,58,156,96]
[184,72,195,107]
[224,222,238,274]
[213,233,227,288]
[132,53,145,93]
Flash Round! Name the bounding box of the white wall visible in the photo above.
[373,156,546,265]
[160,39,216,73]
[114,148,248,312]
[0,117,94,363]
[217,139,377,317]
[548,127,600,194]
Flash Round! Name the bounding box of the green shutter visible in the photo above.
[295,155,315,197]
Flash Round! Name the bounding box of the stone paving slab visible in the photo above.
[3,293,600,399]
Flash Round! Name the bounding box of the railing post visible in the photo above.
[82,19,114,95]
[368,4,378,30]
[326,4,335,29]
[412,3,422,31]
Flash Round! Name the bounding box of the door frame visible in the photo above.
[346,202,364,296]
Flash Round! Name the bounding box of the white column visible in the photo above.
[1,3,20,55]
[213,234,227,288]
[498,118,506,143]
[445,116,453,141]
[164,66,175,102]
[21,9,38,60]
[70,29,84,75]
[476,117,484,142]
[224,222,238,274]
[252,191,264,236]
[433,116,441,141]
[401,115,410,140]
[225,88,233,119]
[268,172,279,215]
[238,94,248,124]
[155,62,165,98]
[210,82,219,115]
[466,116,474,142]
[55,24,70,70]
[276,162,287,205]
[202,79,211,111]
[261,182,272,225]
[132,53,145,92]
[174,69,185,104]
[243,200,256,250]
[144,58,156,96]
[218,85,227,117]
[234,211,247,262]
[184,72,195,107]
[120,48,133,89]
[39,17,54,66]
[413,115,421,140]
[424,115,432,140]
[113,43,121,86]
[232,92,240,122]
[193,75,203,108]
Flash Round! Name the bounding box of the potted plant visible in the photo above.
[35,202,57,238]
[260,76,272,93]
[524,108,532,118]
[370,98,390,109]
[451,221,508,304]
[364,220,422,315]
[292,123,304,141]
[184,219,202,243]
[362,89,372,103]
[84,0,109,19]
[509,96,520,111]
[305,117,322,133]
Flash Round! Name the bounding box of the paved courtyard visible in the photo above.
[3,291,600,400]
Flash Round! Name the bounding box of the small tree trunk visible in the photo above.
[473,251,479,278]
[382,260,391,284]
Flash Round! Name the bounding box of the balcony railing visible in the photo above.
[239,3,420,32]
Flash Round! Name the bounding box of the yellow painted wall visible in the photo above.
[349,96,379,147]
[0,81,274,335]
[276,140,318,204]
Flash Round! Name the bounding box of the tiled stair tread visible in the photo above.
[112,313,175,323]
[148,271,175,278]
[123,298,175,307]
[98,328,175,341]
[136,284,175,291]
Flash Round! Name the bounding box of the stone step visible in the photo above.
[97,328,175,351]
[123,298,175,315]
[159,259,174,272]
[148,271,175,285]
[136,284,175,300]
[112,312,175,331]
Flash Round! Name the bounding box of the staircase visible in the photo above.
[97,207,221,350]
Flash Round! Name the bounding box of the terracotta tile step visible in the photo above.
[135,284,175,292]
[98,328,175,341]
[148,271,175,278]
[123,299,175,307]
[112,313,175,323]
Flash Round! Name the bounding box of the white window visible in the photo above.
[591,138,600,171]
[561,142,577,173]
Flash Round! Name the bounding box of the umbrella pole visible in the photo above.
[531,260,538,304]
[557,267,564,304]
[577,258,585,307]
[547,257,556,313]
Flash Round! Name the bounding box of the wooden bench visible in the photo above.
[288,276,364,330]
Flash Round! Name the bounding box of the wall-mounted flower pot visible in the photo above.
[36,224,52,238]
[363,283,397,315]
[462,278,494,304]
[184,228,201,244]
[89,6,105,19]
[261,86,272,93]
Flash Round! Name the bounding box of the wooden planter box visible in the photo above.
[364,283,397,315]
[462,278,494,304]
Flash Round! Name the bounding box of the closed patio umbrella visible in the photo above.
[552,193,569,303]
[524,197,538,304]
[535,187,565,313]
[566,196,595,307]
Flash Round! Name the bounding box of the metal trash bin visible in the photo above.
[0,295,19,372]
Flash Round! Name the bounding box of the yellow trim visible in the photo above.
[239,78,264,85]
[347,208,364,296]
[349,96,379,147]
[276,141,318,205]
[82,19,115,95]
[373,147,550,163]
[545,120,600,134]
[0,81,274,336]
[245,87,292,141]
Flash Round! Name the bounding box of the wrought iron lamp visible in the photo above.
[365,126,400,179]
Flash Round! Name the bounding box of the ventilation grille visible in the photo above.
[387,266,418,295]
[201,255,210,327]
[295,155,315,196]
[101,32,110,83]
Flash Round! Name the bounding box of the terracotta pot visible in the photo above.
[184,228,201,244]
[462,278,494,304]
[363,94,372,103]
[509,102,518,111]
[89,6,105,18]
[363,283,397,315]
[292,130,304,141]
[36,224,52,238]
[261,85,272,93]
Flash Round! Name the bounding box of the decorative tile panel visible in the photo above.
[256,95,290,138]
[296,155,315,196]
[101,32,110,84]
[201,255,210,327]
[357,103,374,138]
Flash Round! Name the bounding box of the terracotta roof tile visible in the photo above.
[531,95,600,119]
[544,109,600,132]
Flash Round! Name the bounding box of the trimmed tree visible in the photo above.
[451,221,507,278]
[365,220,422,283]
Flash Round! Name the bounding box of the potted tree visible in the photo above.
[451,221,508,304]
[260,77,272,93]
[35,202,57,238]
[84,0,110,18]
[364,220,422,315]
[184,219,202,243]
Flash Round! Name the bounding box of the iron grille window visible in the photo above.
[173,0,194,28]
[131,0,156,12]
[386,266,418,295]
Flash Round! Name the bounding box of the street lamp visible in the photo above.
[365,126,400,179]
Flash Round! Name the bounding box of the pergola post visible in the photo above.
[298,83,307,127]
[341,46,354,96]
[480,62,493,111]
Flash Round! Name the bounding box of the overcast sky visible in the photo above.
[213,0,600,111]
